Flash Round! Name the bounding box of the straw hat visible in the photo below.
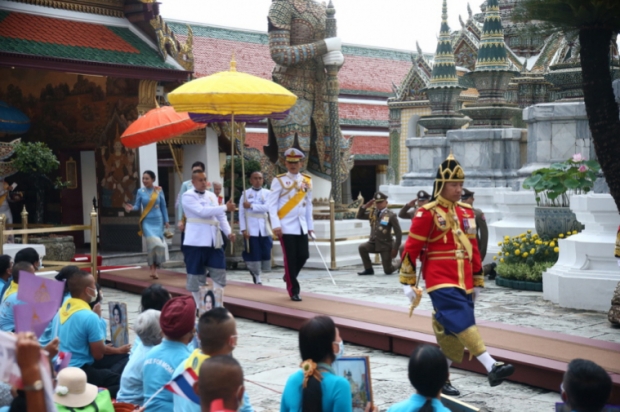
[53,367,98,408]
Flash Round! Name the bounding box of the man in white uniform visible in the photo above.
[182,170,235,305]
[175,161,205,248]
[240,171,272,285]
[268,149,314,302]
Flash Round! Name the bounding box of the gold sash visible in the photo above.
[138,189,160,237]
[277,175,311,220]
[59,298,91,324]
[433,206,473,261]
[185,349,210,375]
[0,193,8,208]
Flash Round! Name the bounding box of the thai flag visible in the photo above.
[164,368,200,404]
[54,352,72,373]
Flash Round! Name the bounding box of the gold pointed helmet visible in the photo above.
[432,153,465,200]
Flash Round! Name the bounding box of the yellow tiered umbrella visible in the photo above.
[168,58,297,252]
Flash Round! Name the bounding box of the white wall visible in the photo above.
[80,151,97,241]
[138,143,159,185]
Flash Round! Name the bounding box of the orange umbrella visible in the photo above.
[121,105,205,149]
[121,105,206,183]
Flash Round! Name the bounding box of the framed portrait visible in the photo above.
[108,302,129,348]
[332,356,373,411]
[198,286,224,316]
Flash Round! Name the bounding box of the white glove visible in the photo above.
[473,287,482,302]
[617,259,620,268]
[403,285,415,302]
[324,37,342,52]
[323,51,345,66]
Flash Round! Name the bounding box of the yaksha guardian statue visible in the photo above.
[266,0,345,174]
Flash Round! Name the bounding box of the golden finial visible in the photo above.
[230,52,237,72]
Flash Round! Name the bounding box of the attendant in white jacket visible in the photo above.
[182,171,235,305]
[268,148,314,302]
[240,171,272,285]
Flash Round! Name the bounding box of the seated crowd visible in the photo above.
[0,258,613,412]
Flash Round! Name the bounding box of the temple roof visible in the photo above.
[167,21,422,97]
[0,7,189,81]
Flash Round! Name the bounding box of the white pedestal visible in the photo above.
[543,194,620,312]
[380,184,432,205]
[272,219,368,269]
[486,191,537,259]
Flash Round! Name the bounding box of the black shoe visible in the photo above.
[488,362,515,387]
[384,271,395,275]
[250,272,260,285]
[291,295,302,302]
[357,269,374,276]
[441,381,460,396]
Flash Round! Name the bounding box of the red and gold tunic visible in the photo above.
[400,195,484,293]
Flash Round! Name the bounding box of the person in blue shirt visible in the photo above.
[281,315,375,412]
[58,270,124,398]
[388,345,452,412]
[560,359,612,412]
[172,307,253,412]
[117,309,162,405]
[124,171,169,280]
[0,261,34,332]
[0,255,12,302]
[39,265,82,347]
[142,295,195,411]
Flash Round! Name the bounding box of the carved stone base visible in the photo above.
[609,282,620,325]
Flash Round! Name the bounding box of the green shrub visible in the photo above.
[496,261,555,283]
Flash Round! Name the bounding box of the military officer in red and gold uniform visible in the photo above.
[399,154,514,396]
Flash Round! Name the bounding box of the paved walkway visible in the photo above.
[100,262,618,411]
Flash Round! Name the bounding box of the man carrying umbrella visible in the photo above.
[176,161,206,246]
[183,170,236,305]
[268,149,314,302]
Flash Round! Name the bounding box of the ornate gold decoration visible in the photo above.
[137,80,157,116]
[65,157,77,189]
[150,17,194,71]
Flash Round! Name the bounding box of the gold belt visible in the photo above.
[427,250,468,260]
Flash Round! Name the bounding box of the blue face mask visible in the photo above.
[334,340,344,360]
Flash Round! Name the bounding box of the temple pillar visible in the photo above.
[376,165,387,190]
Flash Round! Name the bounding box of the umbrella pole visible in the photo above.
[230,113,235,255]
[241,128,250,253]
[167,142,184,184]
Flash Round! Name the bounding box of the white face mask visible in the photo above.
[334,340,344,360]
[87,286,98,304]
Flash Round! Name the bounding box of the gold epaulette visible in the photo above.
[457,202,473,209]
[301,173,312,179]
[422,201,438,211]
[276,173,287,177]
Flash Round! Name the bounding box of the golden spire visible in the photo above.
[230,52,237,72]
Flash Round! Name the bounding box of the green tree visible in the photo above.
[13,142,63,223]
[516,0,620,210]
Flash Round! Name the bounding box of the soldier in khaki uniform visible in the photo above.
[357,192,403,276]
[398,190,432,220]
[460,189,488,260]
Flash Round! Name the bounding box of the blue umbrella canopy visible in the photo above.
[0,101,30,135]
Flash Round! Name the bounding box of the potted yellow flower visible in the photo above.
[494,230,577,291]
